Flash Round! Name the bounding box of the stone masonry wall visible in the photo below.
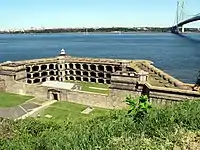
[0,79,5,92]
[2,78,132,108]
[142,83,200,105]
[5,81,48,99]
[65,89,138,109]
[108,89,140,108]
[66,91,110,108]
[3,78,200,109]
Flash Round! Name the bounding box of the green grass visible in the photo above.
[65,80,110,94]
[0,92,33,107]
[39,101,110,123]
[2,100,200,149]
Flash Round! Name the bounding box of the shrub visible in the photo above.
[125,95,152,120]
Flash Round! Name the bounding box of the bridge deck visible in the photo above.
[172,15,200,28]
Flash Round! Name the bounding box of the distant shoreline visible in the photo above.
[1,31,200,35]
[1,27,199,34]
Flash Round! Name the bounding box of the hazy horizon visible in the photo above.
[0,0,199,30]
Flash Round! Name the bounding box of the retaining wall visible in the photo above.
[0,79,5,92]
[66,91,111,108]
[5,81,48,99]
[143,83,200,105]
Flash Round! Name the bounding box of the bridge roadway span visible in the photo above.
[172,15,200,30]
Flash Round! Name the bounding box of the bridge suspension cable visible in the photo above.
[174,0,199,25]
[174,0,185,25]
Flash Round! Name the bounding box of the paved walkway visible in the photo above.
[18,100,57,120]
[0,102,40,119]
[0,99,57,120]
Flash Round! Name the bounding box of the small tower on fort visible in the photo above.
[138,70,149,82]
[120,60,129,72]
[59,48,66,56]
[57,48,67,82]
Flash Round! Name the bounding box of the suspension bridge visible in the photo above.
[171,0,200,34]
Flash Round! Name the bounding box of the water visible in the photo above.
[0,33,199,83]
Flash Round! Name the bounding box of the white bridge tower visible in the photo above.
[175,0,185,33]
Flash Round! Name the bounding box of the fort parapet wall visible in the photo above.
[138,62,190,89]
[142,83,200,105]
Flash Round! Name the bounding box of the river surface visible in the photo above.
[0,33,199,83]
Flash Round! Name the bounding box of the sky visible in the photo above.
[0,0,199,30]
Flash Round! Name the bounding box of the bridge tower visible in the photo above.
[174,0,185,33]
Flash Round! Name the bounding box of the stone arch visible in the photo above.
[75,63,81,70]
[49,71,54,75]
[26,67,31,72]
[83,77,89,82]
[69,63,74,69]
[42,78,46,82]
[49,64,54,69]
[98,79,104,84]
[90,78,96,83]
[76,70,81,76]
[27,74,31,78]
[98,65,104,72]
[48,89,61,101]
[114,66,120,72]
[106,66,113,72]
[41,72,48,76]
[33,78,40,83]
[106,80,111,84]
[32,66,39,72]
[50,77,55,81]
[55,64,58,69]
[106,73,111,78]
[83,64,89,70]
[59,64,63,69]
[76,77,81,81]
[98,72,104,78]
[69,70,74,75]
[41,65,47,70]
[90,72,96,78]
[90,64,96,71]
[33,72,40,78]
[70,76,74,80]
[27,80,32,84]
[83,71,89,76]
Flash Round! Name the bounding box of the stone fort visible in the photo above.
[0,49,200,108]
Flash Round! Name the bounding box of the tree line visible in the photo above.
[0,27,199,34]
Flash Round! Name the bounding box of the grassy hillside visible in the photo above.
[0,100,200,149]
